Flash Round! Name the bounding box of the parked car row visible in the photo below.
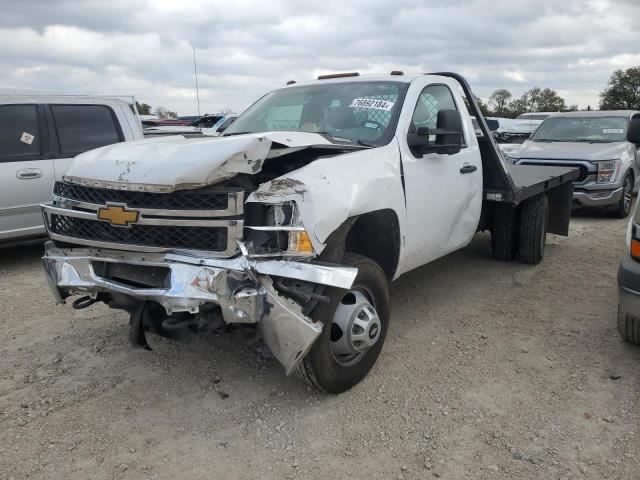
[488,116,542,144]
[142,114,238,137]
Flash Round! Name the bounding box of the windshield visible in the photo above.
[531,116,629,142]
[224,81,408,146]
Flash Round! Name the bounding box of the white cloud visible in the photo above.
[504,71,527,82]
[0,0,638,113]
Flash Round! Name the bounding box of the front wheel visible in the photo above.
[610,173,633,218]
[618,305,640,344]
[293,253,390,393]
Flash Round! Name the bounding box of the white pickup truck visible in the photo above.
[41,72,577,392]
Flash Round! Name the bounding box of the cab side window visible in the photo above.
[0,104,42,160]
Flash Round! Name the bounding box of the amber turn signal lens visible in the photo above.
[288,230,314,254]
[631,239,640,259]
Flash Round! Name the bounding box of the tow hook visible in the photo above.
[71,295,101,310]
[129,302,152,351]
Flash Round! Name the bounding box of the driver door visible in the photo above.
[397,80,483,273]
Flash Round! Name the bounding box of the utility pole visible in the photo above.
[193,46,201,117]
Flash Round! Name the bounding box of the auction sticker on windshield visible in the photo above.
[603,128,624,134]
[349,98,395,111]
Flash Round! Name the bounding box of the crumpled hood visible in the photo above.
[516,140,630,161]
[63,131,334,191]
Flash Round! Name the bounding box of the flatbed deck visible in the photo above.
[508,164,578,202]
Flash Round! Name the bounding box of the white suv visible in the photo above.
[0,95,143,244]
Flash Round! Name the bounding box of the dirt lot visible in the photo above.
[1,213,639,480]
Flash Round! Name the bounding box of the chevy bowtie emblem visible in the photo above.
[97,204,140,227]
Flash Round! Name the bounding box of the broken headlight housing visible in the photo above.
[243,202,314,257]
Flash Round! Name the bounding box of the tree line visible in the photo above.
[479,87,577,118]
[135,102,178,119]
[480,66,640,118]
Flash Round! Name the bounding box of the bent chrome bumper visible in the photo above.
[42,242,357,374]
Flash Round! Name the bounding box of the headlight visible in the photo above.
[596,160,618,183]
[244,201,314,257]
[287,229,314,254]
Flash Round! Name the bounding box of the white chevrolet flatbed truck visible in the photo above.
[41,72,577,393]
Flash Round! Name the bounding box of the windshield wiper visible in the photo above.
[315,132,373,147]
[222,131,252,137]
[533,138,556,142]
[316,131,353,142]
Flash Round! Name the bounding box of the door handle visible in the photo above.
[16,168,42,179]
[460,164,477,174]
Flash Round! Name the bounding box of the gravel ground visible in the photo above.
[1,213,639,480]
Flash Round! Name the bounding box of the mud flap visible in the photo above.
[259,278,323,375]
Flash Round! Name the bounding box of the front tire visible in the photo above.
[611,173,633,219]
[618,305,640,344]
[293,253,390,393]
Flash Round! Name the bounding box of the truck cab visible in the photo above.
[40,73,576,392]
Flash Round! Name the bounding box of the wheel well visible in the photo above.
[343,209,400,279]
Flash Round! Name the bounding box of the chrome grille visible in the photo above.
[53,181,230,211]
[50,214,228,251]
[44,181,244,257]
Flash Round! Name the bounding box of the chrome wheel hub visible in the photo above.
[624,177,633,213]
[330,289,381,367]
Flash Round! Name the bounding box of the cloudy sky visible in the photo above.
[1,0,639,115]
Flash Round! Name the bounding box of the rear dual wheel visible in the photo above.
[518,194,548,265]
[491,195,548,265]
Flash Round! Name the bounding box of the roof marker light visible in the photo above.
[317,72,360,80]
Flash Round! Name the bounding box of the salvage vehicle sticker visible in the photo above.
[20,132,35,145]
[349,98,395,111]
[603,128,623,134]
[364,122,379,129]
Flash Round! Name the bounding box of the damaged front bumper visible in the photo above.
[42,242,357,374]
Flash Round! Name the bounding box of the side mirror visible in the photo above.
[628,117,640,144]
[407,110,463,155]
[485,119,499,132]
